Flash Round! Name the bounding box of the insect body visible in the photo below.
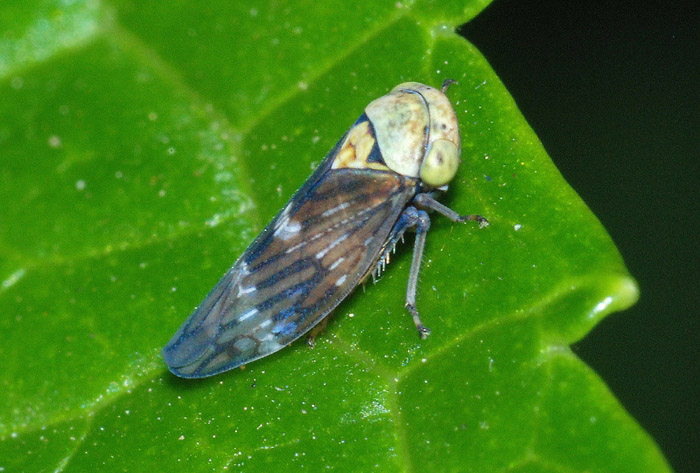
[163,81,488,378]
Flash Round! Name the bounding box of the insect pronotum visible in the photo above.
[163,81,488,378]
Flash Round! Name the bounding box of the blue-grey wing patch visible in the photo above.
[163,168,417,377]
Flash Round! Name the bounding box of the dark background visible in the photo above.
[460,1,698,472]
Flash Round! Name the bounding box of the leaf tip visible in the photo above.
[615,275,640,310]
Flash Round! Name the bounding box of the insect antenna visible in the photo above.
[441,79,458,93]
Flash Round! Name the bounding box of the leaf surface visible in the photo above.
[0,1,670,471]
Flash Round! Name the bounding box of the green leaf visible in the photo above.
[0,1,670,471]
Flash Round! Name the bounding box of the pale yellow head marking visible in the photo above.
[365,82,461,187]
[332,120,390,171]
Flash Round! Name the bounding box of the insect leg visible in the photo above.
[404,207,432,339]
[306,318,329,349]
[414,193,489,228]
[372,206,418,279]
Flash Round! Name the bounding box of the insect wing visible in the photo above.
[163,164,416,377]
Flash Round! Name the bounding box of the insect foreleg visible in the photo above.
[404,193,490,340]
[414,192,489,228]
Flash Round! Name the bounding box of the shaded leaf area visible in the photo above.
[0,0,670,472]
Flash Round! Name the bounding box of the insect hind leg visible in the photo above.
[306,317,329,349]
[373,206,433,338]
[372,206,419,280]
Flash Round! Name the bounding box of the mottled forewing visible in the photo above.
[163,168,417,377]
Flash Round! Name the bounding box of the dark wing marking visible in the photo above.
[163,167,417,377]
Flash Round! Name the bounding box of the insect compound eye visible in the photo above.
[419,139,460,187]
